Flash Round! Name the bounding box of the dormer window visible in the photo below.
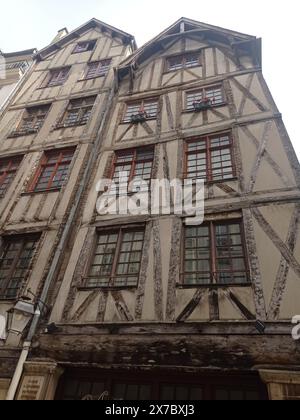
[186,85,225,111]
[73,40,97,54]
[167,52,201,71]
[123,99,159,124]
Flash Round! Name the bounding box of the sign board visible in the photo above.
[0,315,6,340]
[18,376,45,400]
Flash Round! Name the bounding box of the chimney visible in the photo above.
[52,28,69,44]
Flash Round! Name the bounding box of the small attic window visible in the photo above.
[73,40,97,54]
[166,52,201,72]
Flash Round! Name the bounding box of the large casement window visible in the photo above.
[29,148,75,193]
[183,220,249,286]
[0,156,22,198]
[186,85,225,110]
[86,227,145,289]
[184,133,235,182]
[110,147,154,195]
[56,371,267,401]
[73,40,97,54]
[46,67,70,87]
[123,99,159,123]
[9,105,51,137]
[166,52,201,71]
[0,235,40,300]
[84,60,112,79]
[57,96,96,128]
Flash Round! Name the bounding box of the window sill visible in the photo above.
[0,297,18,302]
[163,65,202,74]
[54,121,88,130]
[176,283,252,289]
[181,177,238,185]
[120,117,157,125]
[7,129,39,139]
[77,286,138,292]
[182,102,227,114]
[78,75,107,81]
[36,84,64,90]
[21,187,62,196]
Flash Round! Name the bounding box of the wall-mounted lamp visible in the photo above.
[6,300,35,336]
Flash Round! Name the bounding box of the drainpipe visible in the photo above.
[6,70,119,400]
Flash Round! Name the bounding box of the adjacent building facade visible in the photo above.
[0,49,35,111]
[0,17,299,400]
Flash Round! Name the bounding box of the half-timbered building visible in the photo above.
[0,17,299,400]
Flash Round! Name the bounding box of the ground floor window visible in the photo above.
[56,370,267,401]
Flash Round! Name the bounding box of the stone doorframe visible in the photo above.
[259,369,300,400]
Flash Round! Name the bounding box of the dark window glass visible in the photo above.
[184,221,249,285]
[30,149,75,192]
[85,60,111,79]
[0,235,39,300]
[0,157,22,198]
[185,133,234,182]
[167,53,201,71]
[86,228,145,289]
[60,96,96,127]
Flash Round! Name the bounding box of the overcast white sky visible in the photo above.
[1,0,299,158]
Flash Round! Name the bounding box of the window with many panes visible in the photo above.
[123,99,159,123]
[0,156,22,198]
[58,96,96,128]
[185,133,235,182]
[9,105,51,138]
[0,235,40,300]
[29,149,75,192]
[183,220,249,286]
[86,227,145,289]
[186,85,224,110]
[46,67,70,87]
[110,147,154,195]
[85,60,111,79]
[73,40,96,54]
[166,52,201,71]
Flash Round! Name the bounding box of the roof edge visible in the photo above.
[36,18,136,60]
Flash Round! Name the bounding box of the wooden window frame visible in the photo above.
[0,156,23,198]
[165,51,202,73]
[0,234,40,300]
[122,98,159,124]
[9,105,51,138]
[57,96,96,128]
[110,146,155,185]
[72,40,97,54]
[185,84,226,111]
[28,148,75,193]
[183,132,236,183]
[45,67,71,88]
[84,59,112,80]
[181,219,250,287]
[84,225,146,290]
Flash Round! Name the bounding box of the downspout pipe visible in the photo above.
[6,72,119,400]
